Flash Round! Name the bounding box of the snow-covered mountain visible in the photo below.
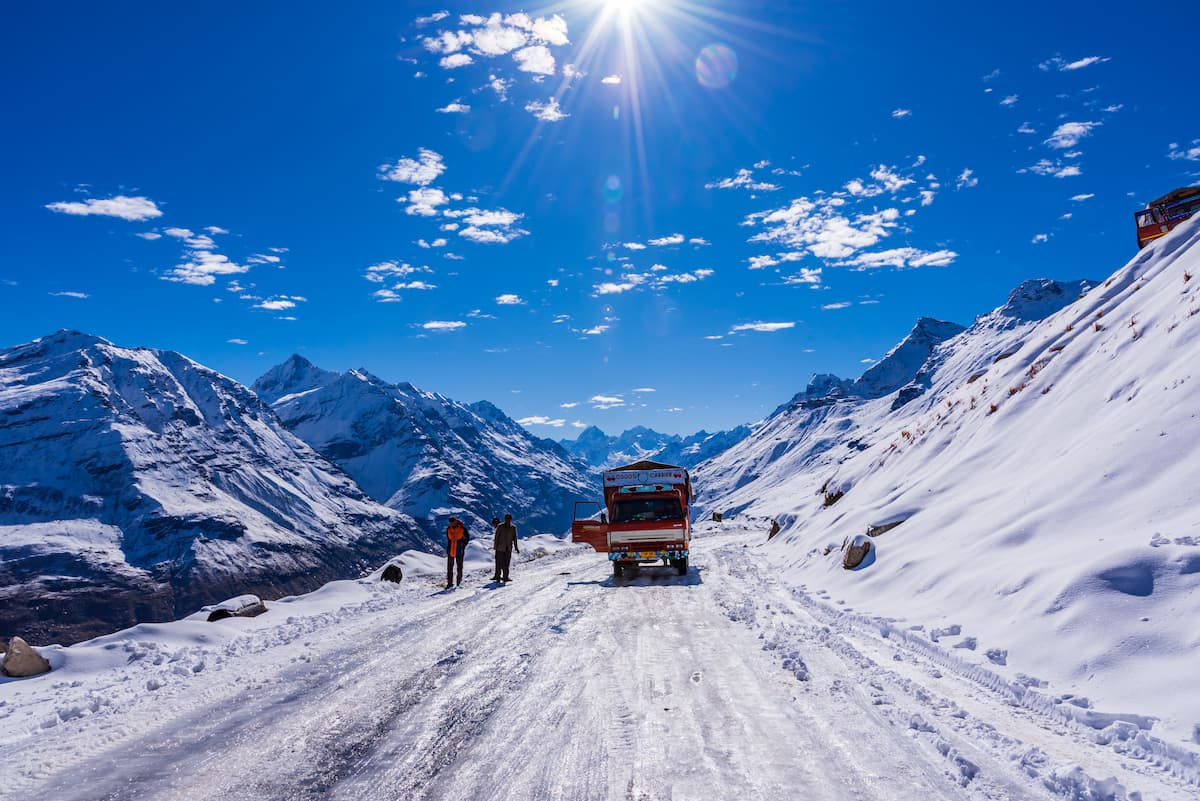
[696,217,1200,741]
[253,357,592,539]
[0,331,425,646]
[560,424,753,470]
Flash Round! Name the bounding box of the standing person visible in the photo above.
[492,513,520,582]
[446,516,468,588]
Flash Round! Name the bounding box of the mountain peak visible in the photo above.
[852,317,965,399]
[252,354,340,404]
[995,278,1095,322]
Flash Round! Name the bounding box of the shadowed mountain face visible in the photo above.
[253,358,592,539]
[0,331,426,645]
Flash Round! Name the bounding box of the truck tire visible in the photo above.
[613,561,624,579]
[674,558,688,576]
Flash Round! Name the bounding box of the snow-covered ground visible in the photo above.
[3,522,1196,801]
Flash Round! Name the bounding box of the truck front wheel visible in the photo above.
[613,561,624,579]
[674,558,688,576]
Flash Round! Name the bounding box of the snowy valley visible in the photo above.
[2,218,1200,801]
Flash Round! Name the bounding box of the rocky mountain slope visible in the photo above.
[0,331,425,645]
[253,357,593,539]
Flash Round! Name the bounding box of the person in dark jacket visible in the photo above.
[446,516,469,588]
[491,513,519,582]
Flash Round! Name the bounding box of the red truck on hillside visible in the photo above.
[571,460,693,578]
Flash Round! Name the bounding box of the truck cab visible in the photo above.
[571,460,693,578]
[1135,186,1200,248]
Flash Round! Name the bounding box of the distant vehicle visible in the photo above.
[571,460,692,578]
[1135,186,1200,249]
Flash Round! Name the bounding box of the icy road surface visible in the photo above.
[3,524,1196,801]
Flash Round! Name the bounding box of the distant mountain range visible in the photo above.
[252,356,592,541]
[559,424,753,471]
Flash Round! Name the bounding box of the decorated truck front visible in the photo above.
[571,460,693,578]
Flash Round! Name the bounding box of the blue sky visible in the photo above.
[3,1,1198,437]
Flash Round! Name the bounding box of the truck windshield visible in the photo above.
[612,497,684,523]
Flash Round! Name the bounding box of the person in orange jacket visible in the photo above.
[445,516,469,588]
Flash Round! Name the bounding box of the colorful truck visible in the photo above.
[1135,186,1200,249]
[571,460,693,578]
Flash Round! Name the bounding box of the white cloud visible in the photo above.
[1000,94,1018,106]
[423,30,472,54]
[562,64,585,82]
[459,225,527,244]
[1045,121,1100,150]
[1168,140,1200,161]
[440,53,474,69]
[405,187,449,216]
[705,168,781,192]
[631,387,655,393]
[956,168,978,189]
[471,18,528,55]
[1070,193,1095,202]
[255,295,306,311]
[528,14,569,46]
[594,281,638,295]
[590,394,624,407]
[689,237,710,246]
[782,268,822,286]
[582,325,610,335]
[415,10,450,25]
[891,108,912,118]
[394,281,436,290]
[365,261,430,283]
[514,45,555,75]
[1032,233,1049,243]
[517,416,565,427]
[496,293,525,305]
[1103,104,1124,113]
[1041,55,1110,72]
[838,247,958,270]
[50,290,89,299]
[436,102,471,113]
[822,302,851,310]
[488,75,513,100]
[623,242,647,250]
[730,322,794,333]
[525,97,567,121]
[648,233,684,246]
[46,195,163,221]
[379,148,445,185]
[601,74,621,85]
[422,320,467,331]
[163,251,250,285]
[547,278,559,287]
[1018,122,1037,134]
[1022,159,1082,178]
[228,338,249,345]
[560,401,579,408]
[136,232,162,240]
[748,255,778,270]
[205,225,229,235]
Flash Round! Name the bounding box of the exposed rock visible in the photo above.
[205,594,268,622]
[2,635,51,677]
[842,535,873,569]
[866,520,905,537]
[381,563,404,583]
[711,512,723,523]
[768,519,781,540]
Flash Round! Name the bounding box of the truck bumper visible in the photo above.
[608,548,689,562]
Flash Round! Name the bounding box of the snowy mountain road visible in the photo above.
[3,525,1195,801]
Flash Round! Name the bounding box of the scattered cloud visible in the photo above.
[705,168,781,192]
[525,97,567,121]
[514,45,555,75]
[517,415,566,427]
[891,108,912,119]
[822,302,851,310]
[422,320,467,331]
[631,387,655,393]
[1017,122,1037,134]
[689,237,710,246]
[1168,140,1200,161]
[436,101,470,113]
[623,242,647,250]
[1070,193,1095,202]
[443,206,529,244]
[46,194,163,221]
[440,53,474,68]
[782,268,823,286]
[49,290,89,299]
[415,10,450,26]
[136,231,162,240]
[836,247,958,270]
[582,325,610,335]
[379,148,445,186]
[590,394,624,408]
[1000,94,1018,106]
[1045,121,1100,150]
[560,401,579,408]
[1032,233,1050,243]
[227,338,249,345]
[364,261,431,283]
[254,295,306,311]
[1040,55,1110,72]
[1021,159,1082,178]
[496,293,525,305]
[404,187,449,216]
[163,250,251,286]
[601,74,621,84]
[729,322,794,333]
[648,233,684,246]
[956,168,979,190]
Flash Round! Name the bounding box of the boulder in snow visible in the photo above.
[2,636,51,677]
[205,594,268,622]
[381,562,404,583]
[842,535,873,569]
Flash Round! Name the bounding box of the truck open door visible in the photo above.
[570,500,609,552]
